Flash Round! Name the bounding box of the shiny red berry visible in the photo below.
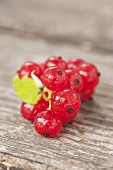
[34,110,62,138]
[18,61,43,79]
[79,63,99,90]
[51,89,81,119]
[80,88,95,101]
[62,113,77,125]
[65,69,84,92]
[39,63,45,73]
[42,67,68,91]
[67,58,85,70]
[20,98,49,120]
[45,56,67,69]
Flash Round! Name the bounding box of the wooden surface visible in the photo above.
[0,0,113,53]
[0,1,113,170]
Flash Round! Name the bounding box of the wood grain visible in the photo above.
[0,1,113,169]
[0,34,113,170]
[0,0,113,53]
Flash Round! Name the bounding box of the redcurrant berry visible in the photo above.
[67,58,85,70]
[65,69,84,92]
[42,67,68,91]
[18,61,43,79]
[34,110,62,138]
[20,97,49,120]
[39,63,45,73]
[62,113,77,125]
[79,63,99,90]
[45,56,67,69]
[51,89,80,118]
[80,88,95,101]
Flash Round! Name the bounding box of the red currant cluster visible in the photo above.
[15,56,100,138]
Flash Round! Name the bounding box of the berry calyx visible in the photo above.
[34,110,62,138]
[18,61,43,79]
[42,67,68,91]
[79,63,99,90]
[45,56,67,69]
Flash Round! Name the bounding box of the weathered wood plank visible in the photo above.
[0,0,113,53]
[0,153,58,170]
[0,34,113,170]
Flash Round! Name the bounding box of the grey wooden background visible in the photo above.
[0,0,113,170]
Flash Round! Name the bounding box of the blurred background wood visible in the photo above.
[0,1,113,170]
[0,0,113,53]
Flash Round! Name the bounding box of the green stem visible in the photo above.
[44,87,53,99]
[41,91,50,101]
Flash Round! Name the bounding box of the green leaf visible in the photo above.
[13,76,41,104]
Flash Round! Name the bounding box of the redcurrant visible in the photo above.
[51,89,80,118]
[34,110,62,138]
[42,67,68,91]
[39,63,45,73]
[62,113,77,125]
[80,88,95,101]
[20,97,49,120]
[18,61,43,79]
[65,69,84,92]
[79,63,99,90]
[67,58,85,70]
[45,56,67,69]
